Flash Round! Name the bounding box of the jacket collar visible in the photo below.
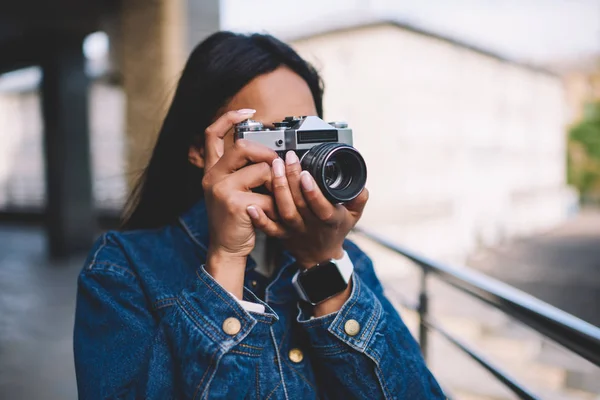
[178,199,211,252]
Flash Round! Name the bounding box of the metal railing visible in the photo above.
[353,226,600,400]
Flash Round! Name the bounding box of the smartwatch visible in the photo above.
[292,250,354,305]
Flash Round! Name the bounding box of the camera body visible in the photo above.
[235,115,353,157]
[235,116,367,203]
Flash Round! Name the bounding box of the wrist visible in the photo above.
[206,248,247,299]
[293,249,353,313]
[296,246,345,269]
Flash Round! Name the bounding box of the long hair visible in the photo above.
[122,32,324,230]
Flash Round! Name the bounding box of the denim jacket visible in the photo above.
[73,199,444,399]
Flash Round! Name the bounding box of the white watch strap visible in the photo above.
[335,250,354,283]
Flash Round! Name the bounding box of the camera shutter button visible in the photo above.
[328,121,348,128]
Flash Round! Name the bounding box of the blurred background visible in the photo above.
[0,0,599,399]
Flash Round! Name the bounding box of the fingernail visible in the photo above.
[237,108,256,115]
[273,158,285,177]
[247,206,259,219]
[300,171,314,191]
[285,151,299,165]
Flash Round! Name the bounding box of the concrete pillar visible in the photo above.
[120,0,220,184]
[40,33,95,258]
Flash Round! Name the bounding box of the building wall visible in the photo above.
[292,24,578,262]
[0,23,578,264]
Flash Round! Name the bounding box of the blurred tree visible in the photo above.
[568,102,600,203]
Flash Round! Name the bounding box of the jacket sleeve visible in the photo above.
[296,243,445,400]
[74,260,277,400]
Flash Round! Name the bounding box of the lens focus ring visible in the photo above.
[300,143,367,203]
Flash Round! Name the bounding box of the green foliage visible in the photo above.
[568,102,600,201]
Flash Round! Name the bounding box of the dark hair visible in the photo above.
[122,31,324,230]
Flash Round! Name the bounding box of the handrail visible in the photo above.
[353,226,600,367]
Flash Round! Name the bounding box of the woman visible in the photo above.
[74,31,444,399]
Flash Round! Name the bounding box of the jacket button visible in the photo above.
[288,348,304,363]
[223,317,241,335]
[344,319,360,336]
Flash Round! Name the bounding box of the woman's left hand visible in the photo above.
[247,150,369,268]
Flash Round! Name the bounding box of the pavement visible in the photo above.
[0,209,598,399]
[0,226,82,400]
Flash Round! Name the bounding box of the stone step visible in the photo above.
[427,332,521,400]
[427,330,597,400]
[478,322,600,394]
[535,340,600,394]
[448,390,598,400]
[532,388,600,400]
[432,324,570,396]
[436,315,485,342]
[449,391,504,400]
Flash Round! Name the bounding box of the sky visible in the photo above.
[221,0,600,68]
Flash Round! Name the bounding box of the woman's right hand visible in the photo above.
[201,109,286,298]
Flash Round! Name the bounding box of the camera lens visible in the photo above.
[324,160,346,189]
[300,143,367,203]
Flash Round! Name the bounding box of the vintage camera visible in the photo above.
[235,116,367,203]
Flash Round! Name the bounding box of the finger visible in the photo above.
[284,151,311,218]
[344,187,369,216]
[272,158,304,230]
[299,171,343,223]
[247,205,289,238]
[243,192,279,221]
[212,139,279,176]
[204,109,256,171]
[227,162,273,191]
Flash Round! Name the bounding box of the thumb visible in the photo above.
[344,187,369,217]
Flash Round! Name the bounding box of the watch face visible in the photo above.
[298,261,348,304]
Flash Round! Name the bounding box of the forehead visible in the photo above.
[225,66,317,124]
